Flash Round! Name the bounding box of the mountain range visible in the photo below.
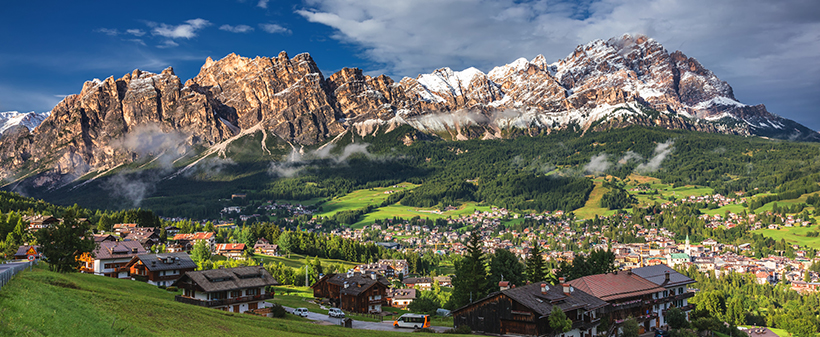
[2,34,818,189]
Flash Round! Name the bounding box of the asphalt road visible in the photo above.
[284,306,450,333]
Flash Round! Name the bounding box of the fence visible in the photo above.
[0,262,32,292]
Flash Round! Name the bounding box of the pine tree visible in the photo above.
[525,240,548,283]
[35,209,95,273]
[449,232,489,309]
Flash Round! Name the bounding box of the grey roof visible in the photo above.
[404,277,432,284]
[631,265,696,288]
[454,282,607,317]
[322,272,390,296]
[94,240,147,260]
[136,253,197,272]
[175,266,280,293]
[387,288,417,300]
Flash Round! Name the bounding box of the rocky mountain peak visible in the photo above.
[1,34,817,187]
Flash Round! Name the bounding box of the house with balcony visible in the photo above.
[403,277,433,290]
[215,243,246,258]
[79,240,147,278]
[172,232,216,251]
[123,253,197,287]
[172,266,280,313]
[567,271,667,335]
[386,288,416,308]
[311,271,390,313]
[453,281,607,337]
[632,265,696,325]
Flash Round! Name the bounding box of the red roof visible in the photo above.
[172,232,215,241]
[216,243,246,251]
[567,271,666,301]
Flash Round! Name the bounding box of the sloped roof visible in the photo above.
[94,240,147,260]
[318,272,390,296]
[387,288,417,300]
[404,277,432,284]
[135,253,197,272]
[631,265,696,288]
[216,243,246,251]
[172,232,214,241]
[567,271,666,301]
[175,266,279,293]
[454,282,607,317]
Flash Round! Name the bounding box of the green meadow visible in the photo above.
[0,264,441,336]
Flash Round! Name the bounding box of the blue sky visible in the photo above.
[2,0,819,130]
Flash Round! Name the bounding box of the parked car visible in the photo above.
[654,328,670,337]
[328,308,345,318]
[293,307,309,317]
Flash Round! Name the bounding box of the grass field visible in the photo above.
[574,180,617,219]
[754,191,820,214]
[255,253,360,269]
[0,264,441,336]
[754,227,820,249]
[701,204,747,216]
[350,201,496,229]
[315,184,419,217]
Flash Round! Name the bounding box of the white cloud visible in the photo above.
[260,23,291,34]
[257,0,269,9]
[126,29,145,37]
[220,24,254,33]
[150,18,211,39]
[94,28,119,36]
[296,0,820,128]
[157,40,179,49]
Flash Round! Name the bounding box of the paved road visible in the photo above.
[284,306,449,333]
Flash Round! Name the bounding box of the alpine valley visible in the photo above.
[2,34,820,216]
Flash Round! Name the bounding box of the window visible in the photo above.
[246,288,259,296]
[231,290,242,298]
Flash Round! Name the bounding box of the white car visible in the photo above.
[328,308,345,318]
[293,307,309,317]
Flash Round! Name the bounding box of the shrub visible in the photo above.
[270,304,287,318]
[165,286,178,292]
[157,285,167,289]
[414,328,436,333]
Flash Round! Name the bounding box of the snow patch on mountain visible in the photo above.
[0,111,50,134]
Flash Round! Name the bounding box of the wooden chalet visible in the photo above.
[567,271,667,334]
[23,215,60,231]
[113,223,138,234]
[123,253,197,287]
[79,240,147,278]
[453,281,607,337]
[312,271,390,313]
[173,266,280,313]
[93,234,118,243]
[253,240,279,256]
[386,288,416,308]
[356,262,394,278]
[172,232,216,251]
[122,230,161,250]
[215,243,246,258]
[403,277,433,290]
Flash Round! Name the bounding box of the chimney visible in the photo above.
[665,271,670,282]
[558,277,565,283]
[344,281,349,288]
[540,283,548,294]
[562,283,571,295]
[370,273,377,280]
[500,281,510,291]
[627,269,632,275]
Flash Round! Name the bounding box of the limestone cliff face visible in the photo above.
[1,34,817,185]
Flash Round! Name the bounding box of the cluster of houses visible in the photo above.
[452,265,695,337]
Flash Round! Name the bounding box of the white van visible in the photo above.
[393,313,430,329]
[293,307,309,317]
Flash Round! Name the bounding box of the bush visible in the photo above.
[158,285,167,289]
[165,286,178,292]
[270,304,287,318]
[443,325,472,334]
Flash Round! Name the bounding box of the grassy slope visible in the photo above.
[754,227,820,249]
[0,264,439,336]
[573,180,615,219]
[314,184,418,217]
